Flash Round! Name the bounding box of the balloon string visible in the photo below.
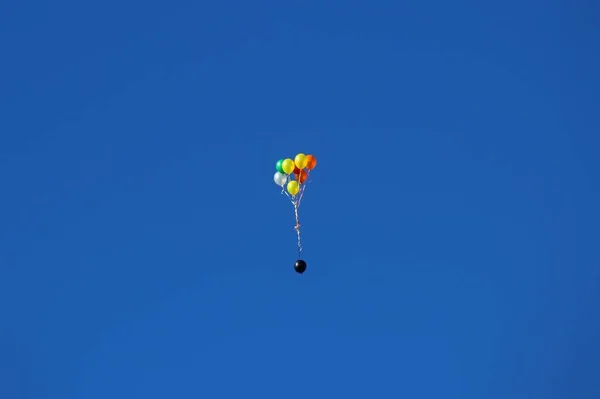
[293,170,314,257]
[297,182,306,206]
[280,178,302,257]
[292,198,302,257]
[281,173,307,258]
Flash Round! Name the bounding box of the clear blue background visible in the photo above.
[1,1,599,398]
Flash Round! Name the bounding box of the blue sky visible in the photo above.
[1,1,599,398]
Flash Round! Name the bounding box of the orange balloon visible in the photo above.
[305,154,317,170]
[295,169,308,184]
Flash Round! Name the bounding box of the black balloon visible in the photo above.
[294,259,307,274]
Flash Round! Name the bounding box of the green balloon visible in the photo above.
[275,159,285,173]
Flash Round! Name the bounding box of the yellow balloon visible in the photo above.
[281,158,295,175]
[287,180,299,196]
[294,153,308,169]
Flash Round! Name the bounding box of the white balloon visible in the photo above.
[273,172,287,187]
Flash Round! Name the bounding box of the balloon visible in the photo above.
[295,169,308,184]
[275,159,285,173]
[294,259,307,274]
[293,165,301,175]
[294,153,308,169]
[287,180,299,196]
[305,154,317,170]
[273,171,287,187]
[282,158,295,174]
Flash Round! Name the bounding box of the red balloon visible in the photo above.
[295,169,308,184]
[305,155,317,170]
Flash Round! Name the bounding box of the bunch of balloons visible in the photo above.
[273,153,317,195]
[273,152,317,274]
